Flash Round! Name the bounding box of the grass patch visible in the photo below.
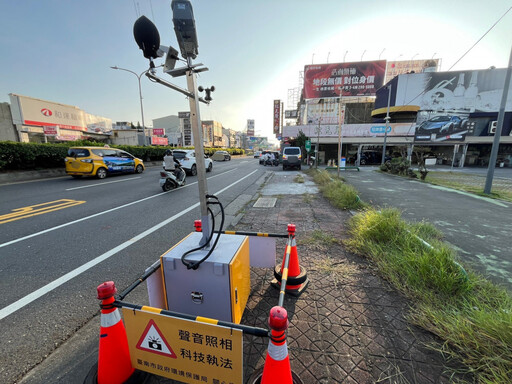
[298,229,340,251]
[302,193,315,204]
[346,208,512,383]
[422,171,512,202]
[294,174,305,183]
[307,169,366,210]
[315,256,358,277]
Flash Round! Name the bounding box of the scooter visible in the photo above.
[159,162,186,191]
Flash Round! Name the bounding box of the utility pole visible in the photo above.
[381,84,392,165]
[484,46,512,194]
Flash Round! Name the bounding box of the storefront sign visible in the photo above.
[43,125,59,136]
[151,136,169,146]
[273,100,281,135]
[153,128,165,136]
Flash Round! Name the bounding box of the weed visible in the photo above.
[314,256,358,277]
[320,179,367,210]
[298,229,340,251]
[294,175,305,183]
[346,207,512,382]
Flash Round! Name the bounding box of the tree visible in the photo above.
[413,146,431,180]
[288,130,309,164]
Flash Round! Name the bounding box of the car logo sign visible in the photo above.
[41,108,52,117]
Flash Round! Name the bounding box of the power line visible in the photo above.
[448,6,512,71]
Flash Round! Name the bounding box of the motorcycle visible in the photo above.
[264,158,279,167]
[159,162,186,191]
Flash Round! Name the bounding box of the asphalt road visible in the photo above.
[0,157,264,384]
[342,166,512,291]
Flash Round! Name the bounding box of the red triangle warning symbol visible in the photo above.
[136,319,177,358]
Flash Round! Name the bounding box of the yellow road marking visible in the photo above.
[0,199,86,224]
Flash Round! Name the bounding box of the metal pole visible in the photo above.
[484,46,512,194]
[111,66,147,146]
[381,84,392,165]
[315,119,320,169]
[337,96,342,178]
[137,76,146,145]
[186,59,210,246]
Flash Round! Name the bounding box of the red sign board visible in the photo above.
[304,61,386,99]
[153,128,165,136]
[43,125,59,136]
[151,136,168,146]
[273,100,281,135]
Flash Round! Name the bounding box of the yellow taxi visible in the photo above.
[64,146,144,179]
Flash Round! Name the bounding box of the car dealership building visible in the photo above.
[283,60,512,168]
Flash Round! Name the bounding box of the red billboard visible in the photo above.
[273,100,281,135]
[304,61,386,99]
[152,128,165,136]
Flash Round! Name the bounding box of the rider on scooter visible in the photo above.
[163,150,184,181]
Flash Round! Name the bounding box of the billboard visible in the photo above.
[385,59,439,83]
[273,100,281,134]
[414,112,470,142]
[153,128,165,136]
[285,110,298,119]
[247,119,255,136]
[303,61,386,99]
[395,68,512,113]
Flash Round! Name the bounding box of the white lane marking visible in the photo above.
[65,177,142,191]
[0,170,257,320]
[0,169,237,249]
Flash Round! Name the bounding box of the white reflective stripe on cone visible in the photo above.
[101,309,121,328]
[291,238,296,247]
[267,340,288,361]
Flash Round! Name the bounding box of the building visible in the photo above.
[5,94,113,144]
[286,60,512,167]
[152,115,181,145]
[201,120,223,147]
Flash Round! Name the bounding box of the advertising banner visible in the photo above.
[385,59,439,83]
[273,100,281,134]
[151,136,169,145]
[247,119,255,136]
[178,111,190,118]
[282,123,416,138]
[304,61,386,99]
[43,125,59,136]
[395,68,512,113]
[305,98,344,125]
[153,128,165,136]
[414,112,470,142]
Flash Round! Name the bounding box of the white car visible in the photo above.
[172,149,213,176]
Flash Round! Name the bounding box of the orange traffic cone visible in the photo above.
[272,224,309,296]
[261,306,293,383]
[96,281,134,384]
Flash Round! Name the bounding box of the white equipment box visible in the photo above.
[160,232,250,324]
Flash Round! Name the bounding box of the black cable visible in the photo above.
[181,194,225,270]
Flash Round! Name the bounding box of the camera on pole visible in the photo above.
[171,0,199,60]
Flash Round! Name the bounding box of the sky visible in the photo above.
[1,0,511,143]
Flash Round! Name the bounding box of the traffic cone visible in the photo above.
[272,224,309,297]
[96,281,134,384]
[261,306,293,384]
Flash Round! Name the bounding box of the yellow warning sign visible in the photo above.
[123,308,243,384]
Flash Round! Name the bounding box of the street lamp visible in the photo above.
[110,66,148,145]
[381,84,392,165]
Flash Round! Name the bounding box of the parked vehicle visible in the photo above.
[64,146,144,179]
[282,147,302,170]
[416,115,467,135]
[211,150,231,161]
[172,149,213,175]
[159,163,186,191]
[349,151,391,165]
[253,151,262,158]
